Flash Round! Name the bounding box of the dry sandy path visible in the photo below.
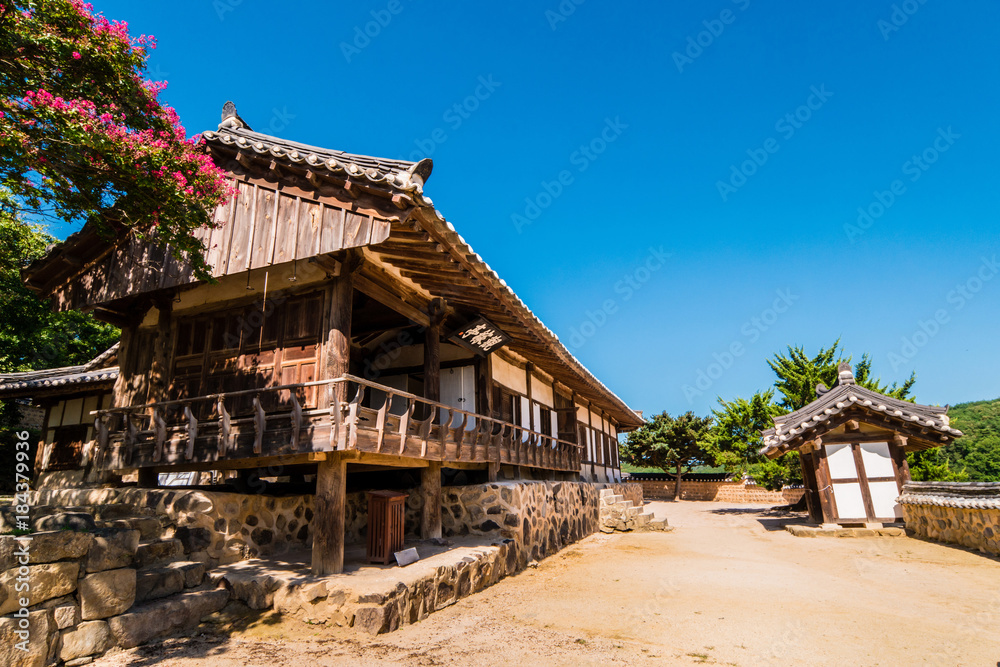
[92,501,1000,666]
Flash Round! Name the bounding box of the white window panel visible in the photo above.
[826,444,857,479]
[61,398,85,426]
[860,442,894,478]
[82,395,100,424]
[832,482,866,520]
[869,481,903,518]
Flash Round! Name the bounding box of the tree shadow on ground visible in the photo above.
[709,506,811,532]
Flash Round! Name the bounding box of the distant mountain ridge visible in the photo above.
[946,397,1000,481]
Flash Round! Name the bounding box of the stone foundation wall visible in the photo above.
[899,482,1000,556]
[35,482,639,568]
[633,479,804,504]
[439,481,640,564]
[14,480,641,651]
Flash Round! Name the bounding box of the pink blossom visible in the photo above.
[72,52,82,59]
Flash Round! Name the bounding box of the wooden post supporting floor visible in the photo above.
[313,453,347,575]
[420,461,442,540]
[423,298,444,404]
[313,264,355,576]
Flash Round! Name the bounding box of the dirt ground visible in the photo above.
[92,501,1000,666]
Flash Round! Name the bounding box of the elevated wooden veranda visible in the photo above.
[93,375,583,475]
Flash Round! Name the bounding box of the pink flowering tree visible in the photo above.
[0,0,232,279]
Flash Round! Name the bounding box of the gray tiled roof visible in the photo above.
[201,125,433,193]
[898,481,1000,510]
[759,365,962,456]
[0,344,119,396]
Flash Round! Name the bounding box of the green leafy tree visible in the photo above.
[0,203,118,490]
[711,341,930,486]
[620,411,713,500]
[0,205,118,377]
[907,448,969,482]
[768,341,915,412]
[706,390,801,490]
[0,0,232,279]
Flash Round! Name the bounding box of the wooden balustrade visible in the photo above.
[91,375,583,473]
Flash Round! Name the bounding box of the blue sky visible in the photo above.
[73,0,999,416]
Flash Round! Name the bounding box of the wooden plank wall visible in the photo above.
[54,181,393,311]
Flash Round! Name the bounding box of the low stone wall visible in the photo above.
[35,482,644,565]
[32,488,426,565]
[899,482,1000,556]
[632,478,804,504]
[0,506,230,667]
[439,481,640,565]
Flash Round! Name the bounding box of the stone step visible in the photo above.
[135,539,183,569]
[89,504,156,522]
[108,587,231,649]
[641,517,673,532]
[632,512,651,527]
[102,516,163,541]
[136,567,185,603]
[135,560,208,603]
[601,494,625,505]
[168,560,208,588]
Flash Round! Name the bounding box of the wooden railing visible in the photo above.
[91,375,583,472]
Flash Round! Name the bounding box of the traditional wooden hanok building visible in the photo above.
[20,103,643,574]
[0,345,118,485]
[760,363,963,526]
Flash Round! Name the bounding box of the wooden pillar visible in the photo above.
[313,266,356,576]
[814,440,836,524]
[420,462,442,539]
[312,453,347,575]
[525,363,534,432]
[112,323,137,412]
[478,355,498,483]
[476,354,493,417]
[423,299,444,403]
[148,296,173,404]
[891,434,912,486]
[587,402,595,481]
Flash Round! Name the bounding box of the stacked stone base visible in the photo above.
[598,489,670,533]
[0,504,229,667]
[217,539,519,635]
[786,525,905,538]
[899,482,1000,556]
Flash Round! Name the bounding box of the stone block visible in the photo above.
[167,561,206,588]
[27,530,94,564]
[135,567,184,602]
[52,602,80,629]
[0,561,80,615]
[79,568,136,620]
[108,588,230,649]
[85,529,139,573]
[134,539,183,569]
[354,603,400,635]
[0,609,49,667]
[104,517,162,541]
[32,513,96,533]
[174,526,212,553]
[59,620,111,662]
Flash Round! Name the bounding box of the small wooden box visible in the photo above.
[366,490,408,565]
